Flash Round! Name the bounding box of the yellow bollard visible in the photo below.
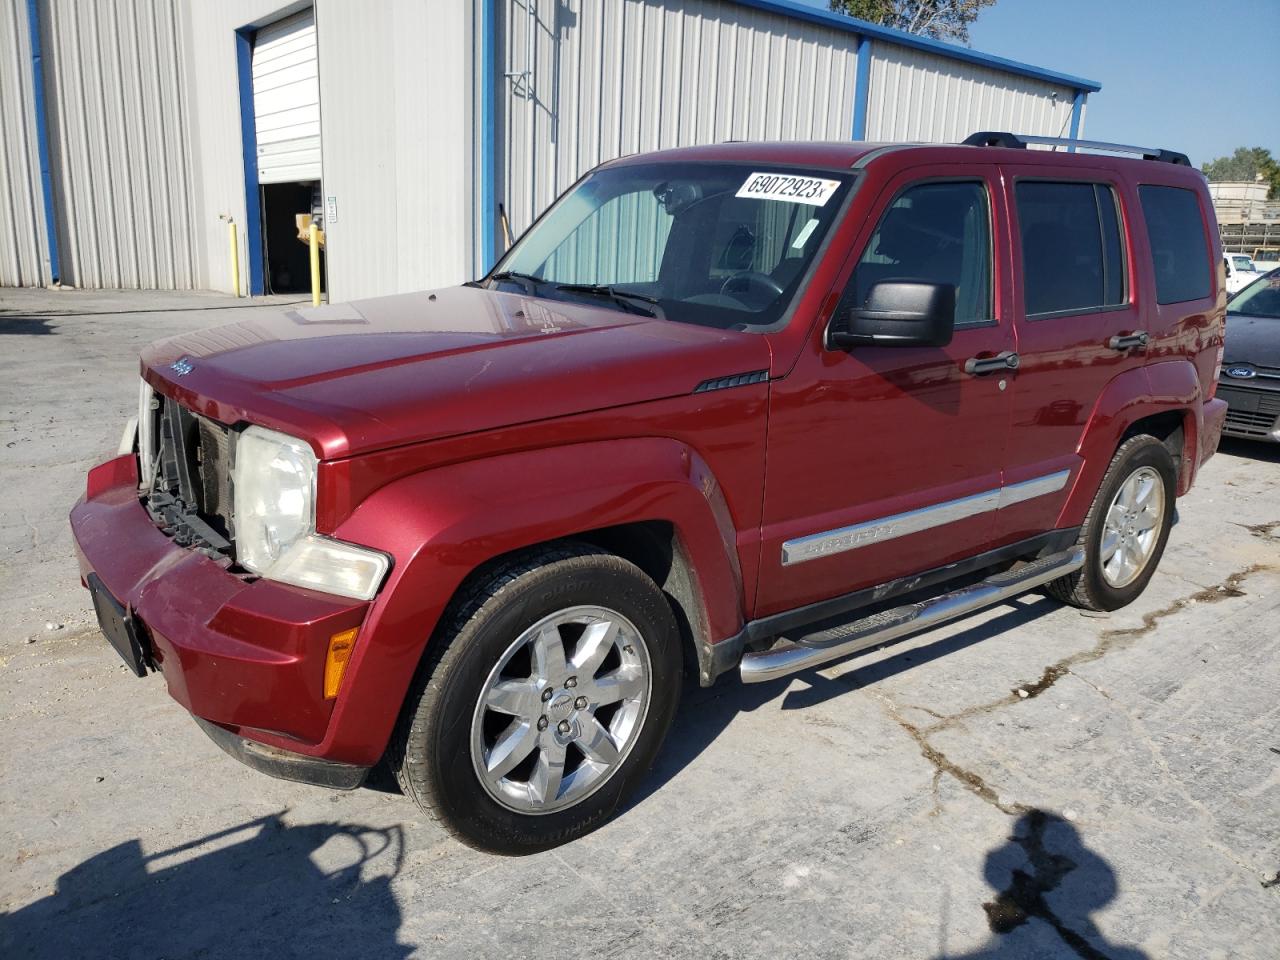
[309,221,321,307]
[228,220,240,297]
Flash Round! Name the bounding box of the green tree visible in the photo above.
[1201,146,1280,199]
[828,0,997,43]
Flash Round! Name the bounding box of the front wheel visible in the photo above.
[1046,434,1176,611]
[390,544,681,854]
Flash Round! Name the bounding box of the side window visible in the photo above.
[1139,185,1211,304]
[1015,181,1127,317]
[851,181,993,326]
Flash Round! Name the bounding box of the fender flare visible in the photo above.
[1056,359,1202,527]
[314,437,746,765]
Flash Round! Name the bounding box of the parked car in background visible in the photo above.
[1219,267,1280,441]
[1253,248,1280,272]
[71,132,1227,853]
[1224,252,1262,294]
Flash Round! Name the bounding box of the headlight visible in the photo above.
[232,426,389,601]
[233,426,316,572]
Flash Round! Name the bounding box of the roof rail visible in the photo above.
[962,131,1191,166]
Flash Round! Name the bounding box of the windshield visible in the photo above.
[488,162,854,330]
[1232,255,1257,272]
[1228,271,1280,317]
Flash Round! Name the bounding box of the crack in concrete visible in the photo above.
[881,565,1271,821]
[875,692,1025,818]
[920,563,1273,734]
[1235,520,1280,541]
[870,564,1276,950]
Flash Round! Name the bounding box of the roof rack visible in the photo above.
[962,131,1191,166]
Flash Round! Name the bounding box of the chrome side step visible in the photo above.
[739,548,1085,684]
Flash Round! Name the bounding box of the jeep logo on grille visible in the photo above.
[170,357,193,376]
[1225,365,1256,379]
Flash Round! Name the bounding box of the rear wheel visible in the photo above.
[390,544,681,854]
[1046,435,1176,611]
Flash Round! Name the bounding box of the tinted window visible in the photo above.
[1139,185,1211,304]
[851,181,992,325]
[1016,182,1126,317]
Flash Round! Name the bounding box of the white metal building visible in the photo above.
[1,0,1100,301]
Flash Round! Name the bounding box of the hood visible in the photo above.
[140,286,772,459]
[1224,309,1280,371]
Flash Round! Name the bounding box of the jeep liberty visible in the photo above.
[71,132,1229,853]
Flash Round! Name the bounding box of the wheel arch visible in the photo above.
[313,437,748,766]
[1057,360,1203,528]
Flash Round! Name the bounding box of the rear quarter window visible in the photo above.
[1138,185,1211,304]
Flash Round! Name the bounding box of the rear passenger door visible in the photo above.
[998,165,1145,542]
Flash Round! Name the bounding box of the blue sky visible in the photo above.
[794,0,1279,168]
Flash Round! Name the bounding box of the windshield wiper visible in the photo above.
[553,283,660,317]
[487,271,547,294]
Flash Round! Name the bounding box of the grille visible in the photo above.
[145,394,235,556]
[1218,384,1280,439]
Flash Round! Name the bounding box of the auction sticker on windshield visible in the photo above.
[736,172,841,206]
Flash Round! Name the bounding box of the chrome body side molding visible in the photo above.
[780,470,1070,566]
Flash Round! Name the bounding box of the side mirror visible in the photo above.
[827,281,956,350]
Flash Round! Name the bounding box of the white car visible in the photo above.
[1225,253,1263,294]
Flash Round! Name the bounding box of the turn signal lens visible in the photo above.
[324,628,359,699]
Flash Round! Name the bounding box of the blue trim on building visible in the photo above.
[234,27,265,296]
[25,0,60,284]
[730,0,1102,93]
[851,34,871,140]
[479,0,496,274]
[1068,90,1085,151]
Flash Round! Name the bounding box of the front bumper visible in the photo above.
[70,455,370,752]
[194,717,368,790]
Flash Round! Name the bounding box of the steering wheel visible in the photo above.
[719,271,785,304]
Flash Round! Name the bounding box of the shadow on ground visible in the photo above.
[1218,436,1280,464]
[936,809,1149,960]
[0,814,411,960]
[0,316,56,335]
[629,593,1062,809]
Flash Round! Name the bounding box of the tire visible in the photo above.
[389,543,682,854]
[1046,434,1177,612]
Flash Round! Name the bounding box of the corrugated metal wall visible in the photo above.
[863,42,1075,143]
[498,0,860,236]
[4,0,1094,295]
[0,0,50,286]
[315,0,475,302]
[38,0,198,288]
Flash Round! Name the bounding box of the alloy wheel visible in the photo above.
[1100,465,1165,588]
[469,605,652,814]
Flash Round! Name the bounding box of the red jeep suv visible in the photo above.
[71,132,1228,853]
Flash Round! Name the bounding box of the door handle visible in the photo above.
[964,351,1020,375]
[1107,331,1149,350]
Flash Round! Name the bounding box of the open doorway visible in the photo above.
[261,181,323,294]
[237,6,324,297]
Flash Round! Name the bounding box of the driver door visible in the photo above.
[757,166,1017,617]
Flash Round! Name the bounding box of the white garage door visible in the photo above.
[252,10,321,183]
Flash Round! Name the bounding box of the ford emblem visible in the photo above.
[1225,365,1256,379]
[170,357,193,376]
